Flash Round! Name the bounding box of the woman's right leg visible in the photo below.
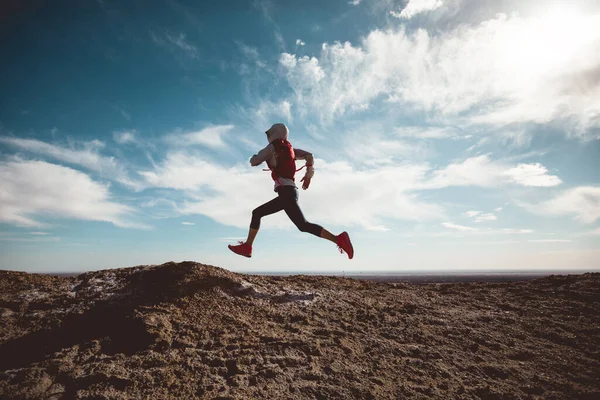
[246,195,284,246]
[319,229,338,243]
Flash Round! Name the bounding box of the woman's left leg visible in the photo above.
[280,186,354,258]
[279,186,337,243]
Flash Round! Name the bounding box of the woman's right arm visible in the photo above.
[250,144,274,166]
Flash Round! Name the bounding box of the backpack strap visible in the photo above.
[295,164,313,172]
[265,164,312,172]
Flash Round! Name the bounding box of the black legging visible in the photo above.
[250,186,323,237]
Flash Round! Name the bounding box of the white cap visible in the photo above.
[265,123,289,142]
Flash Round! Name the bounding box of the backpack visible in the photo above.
[268,138,296,181]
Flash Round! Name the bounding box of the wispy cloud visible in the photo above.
[237,42,267,73]
[501,229,534,234]
[464,211,497,222]
[395,126,470,140]
[254,0,286,51]
[505,163,562,187]
[150,30,199,60]
[442,222,478,231]
[166,32,198,56]
[579,227,600,236]
[0,235,61,243]
[343,124,430,166]
[140,153,444,230]
[528,239,571,243]
[113,130,137,145]
[435,225,534,236]
[367,225,391,232]
[113,105,131,121]
[0,160,147,229]
[424,155,562,189]
[181,221,195,226]
[276,10,600,137]
[218,237,246,243]
[296,39,305,46]
[525,186,600,224]
[165,125,235,149]
[137,137,573,231]
[390,0,443,19]
[0,136,142,190]
[236,100,293,131]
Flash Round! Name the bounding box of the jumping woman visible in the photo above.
[228,123,354,259]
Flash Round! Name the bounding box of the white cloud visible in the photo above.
[113,130,136,144]
[422,225,534,238]
[0,137,141,190]
[475,213,496,222]
[139,198,181,220]
[238,43,267,70]
[277,10,600,137]
[274,31,286,52]
[390,0,443,19]
[113,105,131,121]
[395,126,468,140]
[279,54,326,107]
[140,153,444,230]
[343,125,430,166]
[500,130,532,148]
[424,155,561,188]
[181,221,195,226]
[528,239,571,243]
[138,147,569,231]
[151,31,199,59]
[242,100,293,130]
[139,152,227,190]
[505,163,562,187]
[239,43,260,59]
[218,236,247,243]
[0,160,145,229]
[0,235,60,243]
[349,0,361,5]
[580,227,600,236]
[494,207,503,212]
[531,186,600,223]
[165,125,234,149]
[464,210,497,222]
[296,39,305,46]
[500,228,533,234]
[29,232,49,235]
[367,225,391,232]
[442,222,477,231]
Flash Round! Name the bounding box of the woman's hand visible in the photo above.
[301,176,311,190]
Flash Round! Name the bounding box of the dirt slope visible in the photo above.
[0,261,599,399]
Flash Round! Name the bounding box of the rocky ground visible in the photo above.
[0,261,599,399]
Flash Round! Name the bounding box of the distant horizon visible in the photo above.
[5,265,598,277]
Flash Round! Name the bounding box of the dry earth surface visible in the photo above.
[0,261,599,399]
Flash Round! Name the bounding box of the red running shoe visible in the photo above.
[228,241,252,258]
[336,231,354,259]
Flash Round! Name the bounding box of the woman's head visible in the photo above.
[265,123,289,143]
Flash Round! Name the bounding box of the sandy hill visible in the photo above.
[0,261,599,399]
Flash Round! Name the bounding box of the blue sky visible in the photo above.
[1,0,599,273]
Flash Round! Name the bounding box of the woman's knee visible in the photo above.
[296,221,310,232]
[297,222,323,237]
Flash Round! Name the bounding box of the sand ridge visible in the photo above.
[0,261,599,399]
